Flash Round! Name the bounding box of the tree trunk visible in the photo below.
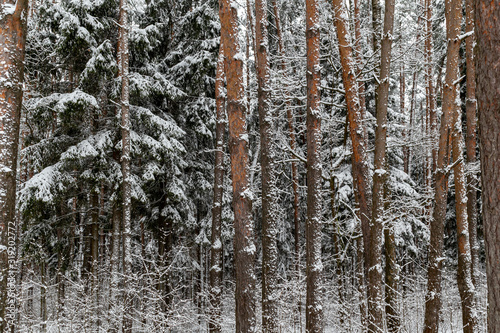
[305,0,323,331]
[254,0,280,331]
[0,1,28,331]
[209,41,225,333]
[332,0,373,280]
[464,0,479,289]
[118,0,132,330]
[219,0,256,331]
[423,0,461,330]
[368,0,395,331]
[425,0,437,174]
[475,2,500,332]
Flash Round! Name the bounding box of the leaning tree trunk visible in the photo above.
[254,0,280,331]
[423,0,461,331]
[209,41,225,333]
[475,2,500,332]
[464,0,479,289]
[219,0,256,331]
[118,0,131,330]
[332,0,372,281]
[0,1,28,332]
[305,0,323,331]
[367,0,395,331]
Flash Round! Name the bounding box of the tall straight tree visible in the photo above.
[0,0,28,331]
[423,0,461,331]
[209,43,225,333]
[305,0,323,331]
[425,0,437,174]
[254,0,280,330]
[219,0,256,331]
[464,0,479,288]
[118,0,132,330]
[368,0,395,331]
[475,2,500,332]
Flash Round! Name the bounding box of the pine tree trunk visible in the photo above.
[332,0,373,281]
[254,0,280,331]
[368,0,395,331]
[464,0,479,289]
[423,0,461,330]
[209,42,225,333]
[451,68,478,333]
[118,0,131,330]
[475,3,500,332]
[219,0,257,331]
[305,0,323,331]
[425,0,437,173]
[0,1,28,331]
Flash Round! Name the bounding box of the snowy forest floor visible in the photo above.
[17,266,487,332]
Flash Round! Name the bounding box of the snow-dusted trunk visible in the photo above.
[209,43,225,333]
[423,0,461,330]
[254,0,279,331]
[367,0,395,331]
[219,0,256,331]
[425,0,437,175]
[118,0,131,330]
[353,0,367,143]
[305,0,323,331]
[451,58,478,333]
[464,0,479,290]
[475,3,500,332]
[332,0,372,282]
[0,1,28,331]
[108,206,121,333]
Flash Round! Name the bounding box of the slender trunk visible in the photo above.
[254,0,280,330]
[475,3,500,332]
[109,206,121,333]
[353,0,367,142]
[118,0,131,330]
[451,67,478,333]
[0,2,28,331]
[384,182,400,333]
[332,0,372,280]
[464,0,479,289]
[423,0,462,330]
[219,0,256,330]
[305,0,323,331]
[368,0,395,331]
[330,177,345,326]
[209,42,225,333]
[425,0,437,173]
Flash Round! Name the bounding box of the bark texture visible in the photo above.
[332,0,372,277]
[464,0,479,289]
[305,0,323,331]
[254,0,280,330]
[423,0,461,331]
[209,43,225,333]
[367,0,395,331]
[475,2,500,332]
[0,1,28,331]
[219,0,256,331]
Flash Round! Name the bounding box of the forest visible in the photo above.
[0,0,500,332]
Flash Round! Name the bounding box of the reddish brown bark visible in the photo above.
[475,2,500,332]
[0,1,29,331]
[423,0,462,331]
[209,43,225,333]
[464,0,479,289]
[332,0,372,278]
[219,0,256,330]
[305,0,323,331]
